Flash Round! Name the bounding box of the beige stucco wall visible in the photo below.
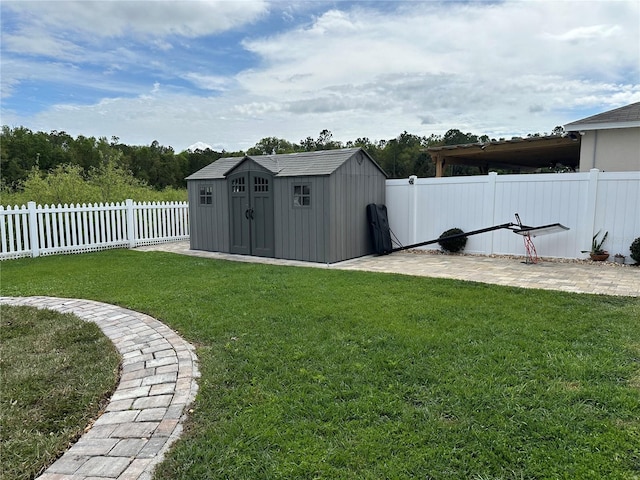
[579,127,640,172]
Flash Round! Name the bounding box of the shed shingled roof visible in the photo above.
[564,102,640,131]
[184,156,242,181]
[186,147,386,180]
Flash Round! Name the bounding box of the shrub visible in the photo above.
[1,161,187,206]
[438,228,467,253]
[630,237,640,264]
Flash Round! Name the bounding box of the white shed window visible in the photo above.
[293,184,311,207]
[199,185,213,205]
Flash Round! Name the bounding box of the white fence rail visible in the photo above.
[386,169,640,262]
[0,200,189,260]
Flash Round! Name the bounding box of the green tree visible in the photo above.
[181,149,229,180]
[0,126,73,186]
[439,129,484,176]
[315,129,342,150]
[442,128,480,146]
[1,160,187,206]
[376,131,435,178]
[299,136,316,152]
[298,130,343,152]
[87,154,142,202]
[247,137,297,155]
[69,135,102,171]
[18,164,97,205]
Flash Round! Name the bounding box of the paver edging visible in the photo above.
[0,296,199,480]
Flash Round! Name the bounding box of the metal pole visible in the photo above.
[390,222,515,253]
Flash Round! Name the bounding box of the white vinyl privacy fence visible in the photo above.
[0,200,189,260]
[386,169,640,262]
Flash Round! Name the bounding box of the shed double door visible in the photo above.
[228,172,275,257]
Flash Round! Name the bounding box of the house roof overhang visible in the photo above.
[563,120,640,132]
[426,135,580,177]
[563,102,640,132]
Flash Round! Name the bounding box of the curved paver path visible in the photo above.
[0,296,199,480]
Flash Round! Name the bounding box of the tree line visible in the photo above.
[1,125,560,197]
[246,128,494,178]
[1,126,227,192]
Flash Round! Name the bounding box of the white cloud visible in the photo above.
[545,24,622,42]
[233,1,639,137]
[2,28,84,61]
[182,73,233,92]
[1,1,269,100]
[2,0,639,151]
[3,0,269,41]
[240,1,638,94]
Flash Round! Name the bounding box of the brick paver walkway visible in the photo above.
[0,296,199,480]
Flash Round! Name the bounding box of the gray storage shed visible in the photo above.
[186,147,387,263]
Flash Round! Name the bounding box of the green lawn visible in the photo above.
[1,250,639,479]
[0,305,120,480]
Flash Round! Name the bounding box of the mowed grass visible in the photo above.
[1,250,639,479]
[0,305,120,480]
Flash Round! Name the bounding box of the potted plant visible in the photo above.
[582,230,609,261]
[614,253,625,264]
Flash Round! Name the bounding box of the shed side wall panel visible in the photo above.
[273,179,285,259]
[274,176,328,262]
[329,152,386,263]
[188,179,229,252]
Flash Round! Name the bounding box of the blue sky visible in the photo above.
[2,0,639,152]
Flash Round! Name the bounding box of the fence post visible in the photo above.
[484,172,498,255]
[125,199,136,248]
[581,169,600,253]
[408,175,418,245]
[27,201,40,258]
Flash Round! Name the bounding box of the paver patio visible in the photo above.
[138,241,640,297]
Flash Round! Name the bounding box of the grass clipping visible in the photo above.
[0,305,120,480]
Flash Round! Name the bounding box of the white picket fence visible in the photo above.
[386,169,640,262]
[0,200,189,260]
